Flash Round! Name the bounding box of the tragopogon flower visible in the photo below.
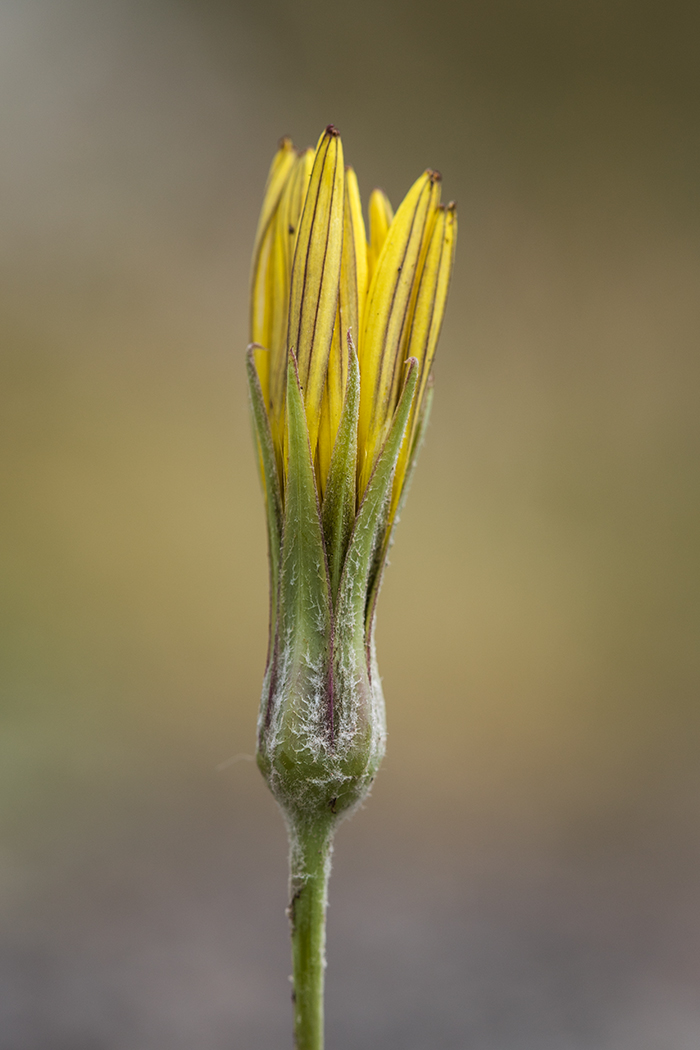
[248,126,456,825]
[246,125,455,1050]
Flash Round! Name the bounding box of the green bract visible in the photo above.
[249,341,420,827]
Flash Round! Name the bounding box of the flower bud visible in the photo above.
[247,127,456,830]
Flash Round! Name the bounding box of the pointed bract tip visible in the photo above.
[288,345,300,377]
[278,136,294,150]
[427,169,442,183]
[325,124,340,137]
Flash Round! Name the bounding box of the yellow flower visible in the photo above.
[249,125,456,544]
[247,125,456,826]
[247,127,456,1049]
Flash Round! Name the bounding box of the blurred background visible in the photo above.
[1,0,699,1047]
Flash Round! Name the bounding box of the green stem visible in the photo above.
[288,817,335,1050]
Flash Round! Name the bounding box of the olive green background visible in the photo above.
[1,1,698,1047]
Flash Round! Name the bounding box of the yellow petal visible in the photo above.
[287,126,345,461]
[266,149,313,458]
[357,169,441,497]
[250,137,296,277]
[367,188,393,286]
[316,168,369,495]
[390,202,457,516]
[340,167,368,358]
[249,138,296,400]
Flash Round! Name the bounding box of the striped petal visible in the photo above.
[367,188,393,286]
[266,149,314,463]
[316,166,369,496]
[357,170,441,497]
[287,126,345,463]
[341,168,369,344]
[249,137,296,364]
[390,201,457,517]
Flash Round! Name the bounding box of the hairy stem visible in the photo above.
[288,817,335,1050]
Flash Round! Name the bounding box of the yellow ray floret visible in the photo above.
[367,188,394,286]
[249,137,295,397]
[316,168,369,496]
[357,169,442,497]
[248,128,455,525]
[339,167,368,371]
[287,126,345,462]
[390,201,457,519]
[266,149,313,456]
[250,137,295,279]
[249,146,312,410]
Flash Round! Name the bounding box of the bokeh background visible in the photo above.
[1,1,699,1047]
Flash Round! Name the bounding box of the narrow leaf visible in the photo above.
[246,345,284,663]
[365,378,434,636]
[277,351,333,723]
[315,311,342,498]
[336,358,419,651]
[322,333,360,604]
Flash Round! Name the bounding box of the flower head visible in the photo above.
[247,126,456,826]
